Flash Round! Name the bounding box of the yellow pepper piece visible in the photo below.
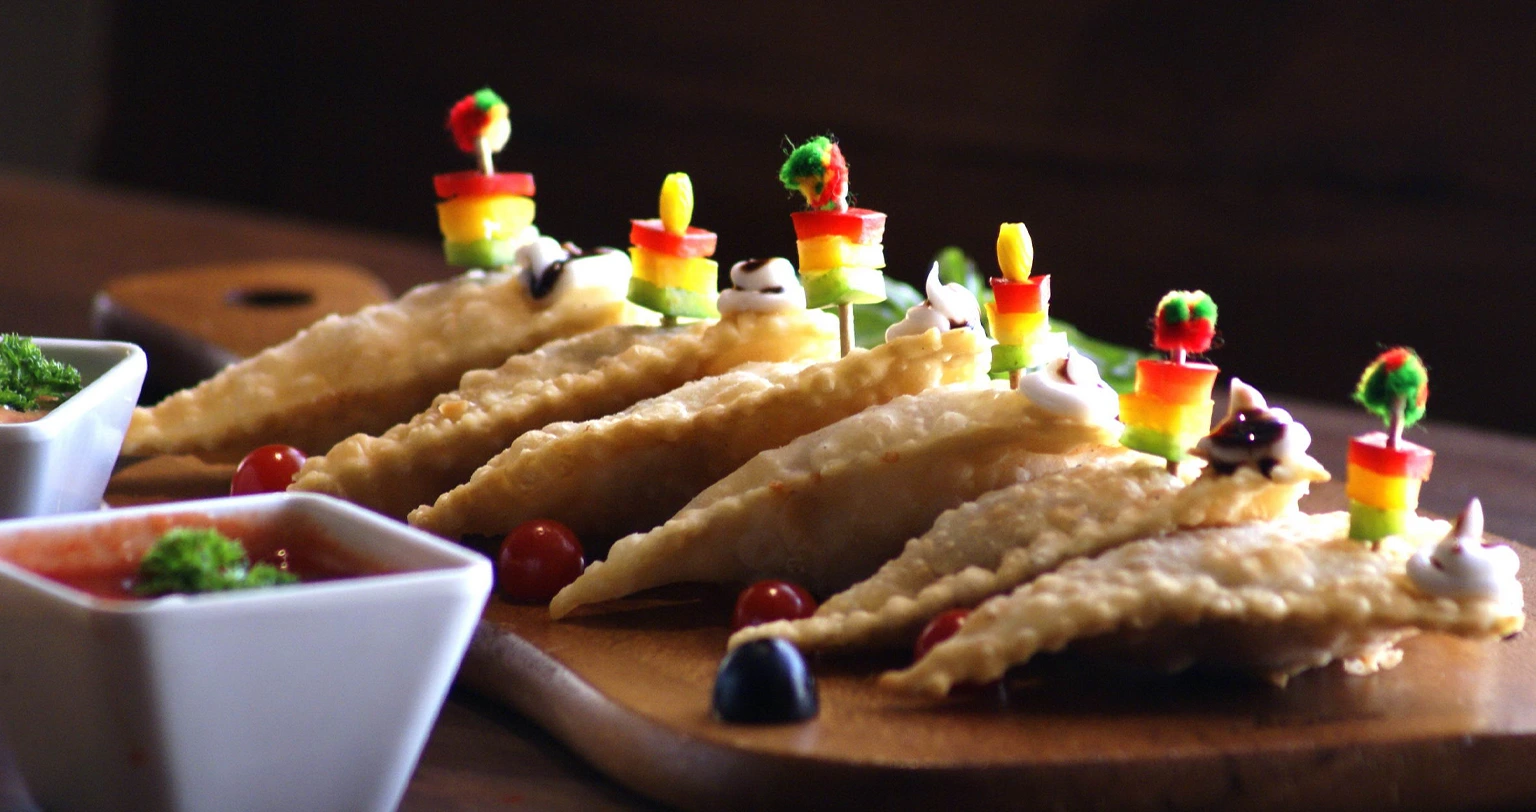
[1118,392,1214,437]
[984,303,1049,345]
[996,222,1034,282]
[437,194,535,243]
[629,246,718,291]
[796,235,885,273]
[1345,463,1422,511]
[660,173,694,236]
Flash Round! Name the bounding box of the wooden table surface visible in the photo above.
[2,169,1534,811]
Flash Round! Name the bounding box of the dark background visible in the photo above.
[4,1,1532,435]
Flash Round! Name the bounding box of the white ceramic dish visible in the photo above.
[0,337,146,518]
[0,492,493,812]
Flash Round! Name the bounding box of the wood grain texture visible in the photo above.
[460,523,1536,812]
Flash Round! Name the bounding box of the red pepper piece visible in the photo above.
[433,171,536,199]
[790,208,886,243]
[990,275,1051,314]
[629,219,718,259]
[1348,432,1435,480]
[1134,359,1219,404]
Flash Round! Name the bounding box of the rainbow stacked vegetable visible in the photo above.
[1119,291,1220,465]
[984,223,1068,384]
[780,136,886,354]
[1347,348,1434,542]
[627,173,719,320]
[435,88,537,269]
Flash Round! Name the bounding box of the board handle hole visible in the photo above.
[228,288,314,308]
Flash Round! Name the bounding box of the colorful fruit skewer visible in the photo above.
[1347,347,1434,543]
[435,88,537,270]
[1119,290,1220,472]
[627,172,720,324]
[984,222,1068,388]
[780,136,886,356]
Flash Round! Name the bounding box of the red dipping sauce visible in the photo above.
[0,510,398,601]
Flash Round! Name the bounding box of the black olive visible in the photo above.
[711,638,818,724]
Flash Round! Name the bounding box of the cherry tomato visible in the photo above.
[914,608,971,662]
[230,444,307,496]
[498,519,584,603]
[732,580,817,631]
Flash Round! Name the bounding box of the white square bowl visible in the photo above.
[0,337,147,518]
[0,492,493,812]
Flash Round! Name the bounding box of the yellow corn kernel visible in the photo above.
[996,222,1034,281]
[437,194,535,243]
[1118,393,1214,437]
[629,246,718,291]
[659,172,693,235]
[797,235,885,272]
[1345,463,1421,511]
[984,302,1049,345]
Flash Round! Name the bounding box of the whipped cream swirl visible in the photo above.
[1408,498,1521,603]
[1017,349,1119,423]
[1193,378,1312,478]
[514,236,630,300]
[885,263,985,342]
[717,258,806,314]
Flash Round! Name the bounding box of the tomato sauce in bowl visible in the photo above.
[0,509,398,601]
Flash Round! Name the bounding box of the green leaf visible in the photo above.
[851,247,1148,393]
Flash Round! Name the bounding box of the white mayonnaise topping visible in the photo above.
[1408,498,1521,603]
[717,258,806,314]
[885,263,985,341]
[515,236,632,300]
[1017,349,1119,423]
[1193,378,1313,475]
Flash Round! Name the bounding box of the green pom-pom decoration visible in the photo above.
[779,136,833,190]
[1353,347,1429,428]
[472,87,505,111]
[1156,290,1216,325]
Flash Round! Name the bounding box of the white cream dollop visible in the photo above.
[1017,349,1119,423]
[515,236,631,300]
[717,258,806,314]
[885,263,985,341]
[1192,378,1313,476]
[1408,498,1522,603]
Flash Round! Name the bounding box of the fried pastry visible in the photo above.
[881,503,1524,697]
[123,241,642,459]
[288,307,838,519]
[408,326,991,545]
[733,378,1329,652]
[548,369,1126,619]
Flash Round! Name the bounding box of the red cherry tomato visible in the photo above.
[732,580,817,631]
[498,520,585,603]
[230,444,308,496]
[914,608,971,662]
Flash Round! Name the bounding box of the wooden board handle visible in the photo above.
[91,260,392,402]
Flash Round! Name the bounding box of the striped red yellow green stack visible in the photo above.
[628,173,719,319]
[435,89,536,269]
[780,137,886,310]
[1119,291,1219,463]
[1347,347,1433,542]
[984,223,1068,376]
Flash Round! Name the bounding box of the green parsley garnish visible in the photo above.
[134,527,298,597]
[0,334,82,412]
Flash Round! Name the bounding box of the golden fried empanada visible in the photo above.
[408,327,990,545]
[124,258,640,459]
[881,511,1524,696]
[288,309,838,519]
[733,382,1330,652]
[548,384,1125,618]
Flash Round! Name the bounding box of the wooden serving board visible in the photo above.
[456,486,1536,812]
